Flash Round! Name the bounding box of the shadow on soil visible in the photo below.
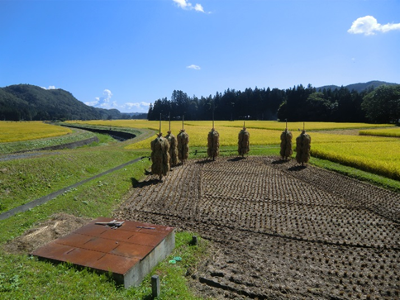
[271,159,291,165]
[131,177,160,188]
[228,157,247,162]
[288,165,307,172]
[195,159,216,165]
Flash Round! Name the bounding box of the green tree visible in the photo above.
[362,85,400,123]
[305,92,332,121]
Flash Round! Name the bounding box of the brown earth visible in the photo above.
[115,156,400,299]
[3,213,90,254]
[5,156,399,299]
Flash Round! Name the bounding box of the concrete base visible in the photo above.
[31,218,175,289]
[121,230,175,288]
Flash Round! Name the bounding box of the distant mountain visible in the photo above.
[121,112,148,119]
[0,84,123,121]
[317,80,399,93]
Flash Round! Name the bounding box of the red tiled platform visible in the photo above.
[31,218,175,288]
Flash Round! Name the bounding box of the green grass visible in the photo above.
[0,232,208,299]
[0,148,146,213]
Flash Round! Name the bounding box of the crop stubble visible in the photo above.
[115,157,399,299]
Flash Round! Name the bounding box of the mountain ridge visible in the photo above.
[317,80,398,93]
[0,84,124,121]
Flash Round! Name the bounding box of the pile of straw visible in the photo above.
[280,129,293,160]
[207,128,219,160]
[238,127,250,157]
[165,131,178,167]
[295,130,311,165]
[150,134,170,180]
[177,129,189,163]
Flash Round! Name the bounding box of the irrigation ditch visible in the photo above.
[60,123,137,141]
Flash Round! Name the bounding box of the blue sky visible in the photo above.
[1,0,399,113]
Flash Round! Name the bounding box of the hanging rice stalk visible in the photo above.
[238,124,250,157]
[207,128,219,160]
[165,114,178,167]
[151,133,170,181]
[207,105,219,160]
[280,124,293,160]
[177,116,189,164]
[295,129,311,166]
[165,131,178,167]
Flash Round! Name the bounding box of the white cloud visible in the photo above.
[194,4,204,12]
[85,89,150,113]
[173,0,205,13]
[187,64,201,70]
[41,85,56,90]
[122,102,151,113]
[85,89,114,108]
[173,0,189,9]
[348,16,400,35]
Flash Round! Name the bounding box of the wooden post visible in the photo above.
[151,275,160,297]
[159,113,161,135]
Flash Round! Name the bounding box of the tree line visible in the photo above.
[148,84,400,124]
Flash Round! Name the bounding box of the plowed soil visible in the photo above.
[114,156,400,299]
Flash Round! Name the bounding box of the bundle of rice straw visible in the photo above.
[280,129,293,160]
[165,131,178,167]
[238,126,250,157]
[295,130,311,165]
[150,133,170,180]
[177,129,189,163]
[207,128,219,160]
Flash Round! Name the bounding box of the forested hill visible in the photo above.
[0,84,123,121]
[317,80,398,93]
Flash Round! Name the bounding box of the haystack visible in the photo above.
[177,129,189,164]
[280,129,293,160]
[238,127,250,157]
[295,130,311,166]
[150,134,170,180]
[207,128,219,160]
[165,131,178,167]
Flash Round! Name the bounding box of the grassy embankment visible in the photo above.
[0,122,208,299]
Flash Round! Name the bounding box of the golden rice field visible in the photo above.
[359,127,400,137]
[184,120,394,131]
[63,120,400,180]
[0,121,72,143]
[68,120,394,132]
[312,138,400,180]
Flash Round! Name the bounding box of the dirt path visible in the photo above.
[114,156,400,299]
